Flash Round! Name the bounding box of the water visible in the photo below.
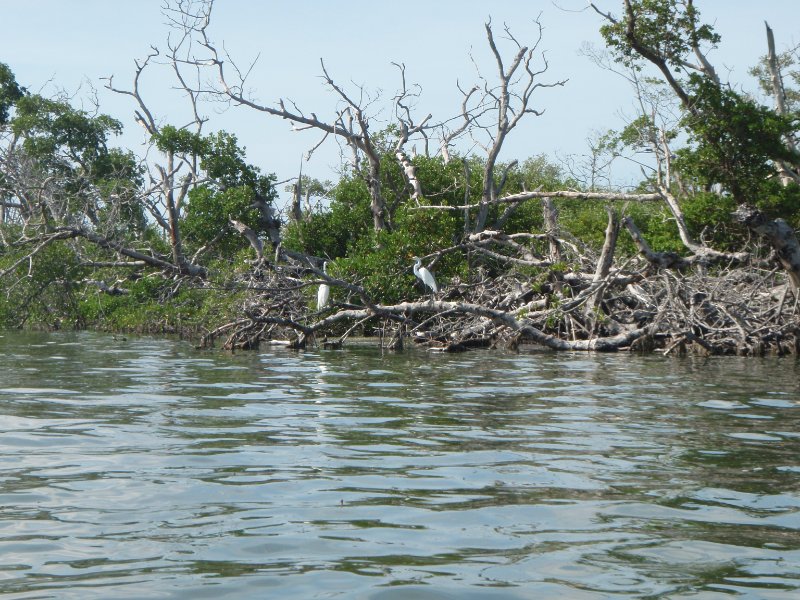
[0,331,798,599]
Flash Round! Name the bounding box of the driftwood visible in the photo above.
[204,198,800,357]
[203,253,798,356]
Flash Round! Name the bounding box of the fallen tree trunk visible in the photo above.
[245,298,655,352]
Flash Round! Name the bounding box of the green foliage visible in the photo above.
[600,0,719,71]
[756,181,800,228]
[624,202,685,254]
[557,200,611,249]
[153,125,207,156]
[284,175,333,200]
[554,198,687,256]
[517,155,572,192]
[750,48,800,113]
[94,148,147,235]
[0,245,250,334]
[201,131,276,200]
[285,151,582,302]
[182,185,260,253]
[0,243,87,329]
[154,126,280,199]
[395,203,462,254]
[6,83,138,231]
[78,275,161,331]
[12,94,122,169]
[676,76,797,203]
[614,112,677,154]
[597,0,800,246]
[500,155,575,233]
[336,205,464,303]
[80,273,246,335]
[680,191,741,249]
[5,23,799,343]
[0,62,24,125]
[378,145,410,215]
[154,128,279,254]
[410,155,478,207]
[282,176,372,258]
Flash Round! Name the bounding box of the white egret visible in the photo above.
[317,262,330,310]
[412,256,438,294]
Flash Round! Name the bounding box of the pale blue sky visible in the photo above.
[3,1,798,202]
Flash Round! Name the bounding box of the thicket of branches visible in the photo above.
[2,0,800,356]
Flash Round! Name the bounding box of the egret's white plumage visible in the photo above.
[412,256,438,294]
[317,261,330,310]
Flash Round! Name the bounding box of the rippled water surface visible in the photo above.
[1,331,799,598]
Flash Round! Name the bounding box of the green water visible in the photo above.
[0,331,798,599]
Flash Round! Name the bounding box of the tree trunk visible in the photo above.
[366,155,387,231]
[161,152,185,269]
[734,205,800,290]
[542,196,562,262]
[765,22,800,186]
[290,180,302,222]
[585,207,619,330]
[475,149,500,233]
[230,219,264,261]
[252,193,282,248]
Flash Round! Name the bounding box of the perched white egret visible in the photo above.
[317,262,330,310]
[412,256,438,294]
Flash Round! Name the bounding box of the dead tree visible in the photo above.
[392,62,431,204]
[463,19,567,232]
[166,0,424,232]
[764,22,800,186]
[102,48,207,277]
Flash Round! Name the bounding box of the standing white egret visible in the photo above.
[412,256,438,295]
[317,262,330,310]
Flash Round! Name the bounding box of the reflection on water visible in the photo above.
[0,330,798,599]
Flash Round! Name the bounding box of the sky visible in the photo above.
[2,1,798,207]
